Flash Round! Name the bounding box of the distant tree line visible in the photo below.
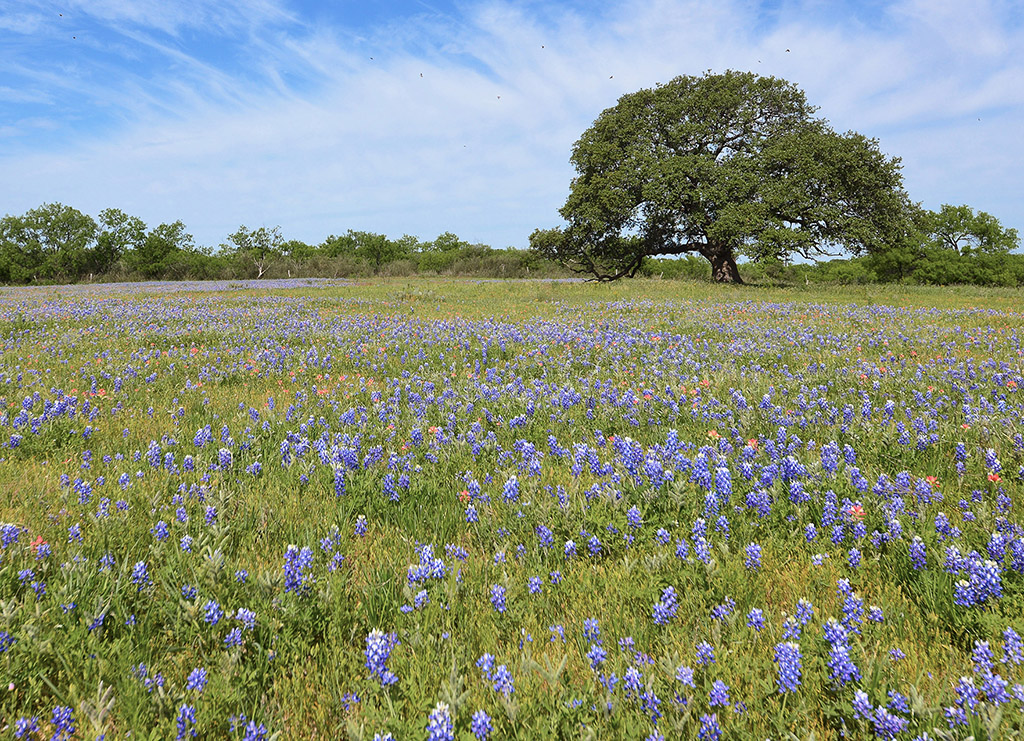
[1,201,1021,287]
[0,203,566,285]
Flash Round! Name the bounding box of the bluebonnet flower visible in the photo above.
[131,561,151,590]
[236,608,257,630]
[194,425,212,448]
[51,705,76,740]
[826,642,861,686]
[774,642,802,693]
[470,709,493,740]
[151,520,169,541]
[355,515,368,536]
[837,579,864,632]
[981,672,1011,704]
[623,666,643,699]
[1003,627,1023,665]
[697,713,721,741]
[583,618,601,642]
[944,704,968,727]
[781,617,801,641]
[13,716,39,739]
[676,665,695,688]
[973,640,995,673]
[476,653,495,679]
[527,576,542,595]
[747,608,764,631]
[954,676,979,711]
[283,545,315,595]
[224,627,244,647]
[490,584,506,613]
[710,597,735,622]
[202,600,223,625]
[887,690,910,713]
[708,679,730,707]
[852,689,873,721]
[795,599,813,626]
[626,505,643,530]
[176,704,197,739]
[954,556,1003,606]
[909,536,927,570]
[652,586,678,625]
[492,664,514,697]
[242,720,269,741]
[564,540,576,558]
[874,707,908,740]
[186,667,207,692]
[365,630,399,687]
[696,641,715,666]
[586,643,607,669]
[744,542,762,570]
[693,536,712,564]
[426,702,454,741]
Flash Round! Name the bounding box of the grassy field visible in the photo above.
[1,277,1023,740]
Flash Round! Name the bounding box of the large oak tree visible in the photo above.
[532,70,915,283]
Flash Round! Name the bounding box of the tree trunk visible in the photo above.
[704,245,743,283]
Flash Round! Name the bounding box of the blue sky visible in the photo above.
[2,0,1022,251]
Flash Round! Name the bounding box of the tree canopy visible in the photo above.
[532,70,916,283]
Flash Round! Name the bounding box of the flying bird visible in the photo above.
[786,49,790,52]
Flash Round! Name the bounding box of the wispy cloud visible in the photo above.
[0,0,1021,249]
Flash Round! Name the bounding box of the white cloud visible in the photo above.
[0,0,1021,249]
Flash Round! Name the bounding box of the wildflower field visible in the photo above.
[3,277,1024,740]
